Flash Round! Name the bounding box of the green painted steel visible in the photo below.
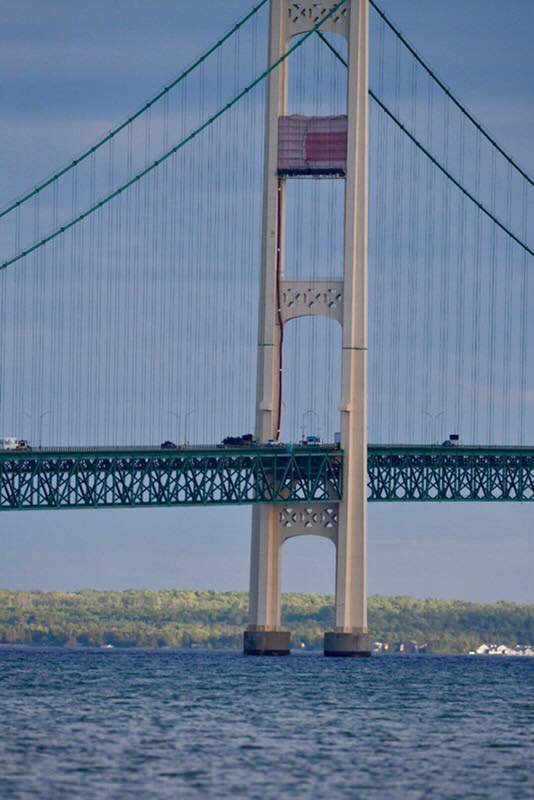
[0,0,270,222]
[316,32,534,259]
[1,0,347,273]
[1,444,533,510]
[0,447,342,511]
[368,445,534,502]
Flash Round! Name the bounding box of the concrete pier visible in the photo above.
[243,630,290,656]
[324,632,372,657]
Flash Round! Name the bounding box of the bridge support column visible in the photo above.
[323,0,371,658]
[244,506,290,655]
[244,0,289,657]
[244,504,339,655]
[247,0,370,657]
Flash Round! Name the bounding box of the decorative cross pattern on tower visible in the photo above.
[280,280,343,323]
[287,2,349,37]
[279,504,339,541]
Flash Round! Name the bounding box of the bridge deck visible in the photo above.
[1,445,533,510]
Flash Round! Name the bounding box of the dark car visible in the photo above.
[223,436,242,447]
[222,434,257,447]
[160,440,178,450]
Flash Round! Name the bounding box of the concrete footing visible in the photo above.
[243,630,290,656]
[324,631,372,657]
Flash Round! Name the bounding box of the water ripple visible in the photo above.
[0,649,533,799]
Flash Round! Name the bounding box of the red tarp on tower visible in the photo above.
[278,115,348,176]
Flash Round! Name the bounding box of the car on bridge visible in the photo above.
[441,434,460,447]
[299,435,321,447]
[220,434,257,448]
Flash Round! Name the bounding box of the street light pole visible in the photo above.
[184,410,197,446]
[38,411,52,449]
[423,410,444,445]
[23,410,52,449]
[168,410,197,446]
[301,409,320,441]
[168,411,181,442]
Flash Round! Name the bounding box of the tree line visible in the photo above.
[0,589,532,653]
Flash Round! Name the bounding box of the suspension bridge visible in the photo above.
[1,1,532,654]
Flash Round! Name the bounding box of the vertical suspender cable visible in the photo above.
[454,117,467,436]
[373,18,386,441]
[422,76,436,442]
[405,58,419,442]
[438,100,451,438]
[518,183,529,444]
[470,130,482,445]
[388,35,403,442]
[502,165,513,443]
[486,150,497,443]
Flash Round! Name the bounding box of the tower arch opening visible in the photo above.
[281,533,336,649]
[281,315,342,444]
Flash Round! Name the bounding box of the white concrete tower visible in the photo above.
[244,0,371,657]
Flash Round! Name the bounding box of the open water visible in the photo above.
[0,648,533,799]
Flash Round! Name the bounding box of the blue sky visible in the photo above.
[1,1,533,603]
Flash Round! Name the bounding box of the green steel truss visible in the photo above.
[368,445,534,502]
[0,447,342,511]
[1,445,533,511]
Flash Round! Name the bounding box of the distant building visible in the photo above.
[372,641,389,653]
[395,640,428,654]
[471,643,534,657]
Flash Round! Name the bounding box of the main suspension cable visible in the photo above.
[0,0,269,221]
[316,31,534,260]
[369,0,534,189]
[0,1,348,273]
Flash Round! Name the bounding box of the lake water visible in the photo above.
[1,648,533,799]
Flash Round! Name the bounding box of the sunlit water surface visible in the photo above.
[1,648,533,799]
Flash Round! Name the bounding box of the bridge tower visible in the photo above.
[244,0,370,657]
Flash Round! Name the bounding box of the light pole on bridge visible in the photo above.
[423,410,445,445]
[183,410,197,446]
[168,409,197,446]
[24,410,52,449]
[300,409,320,441]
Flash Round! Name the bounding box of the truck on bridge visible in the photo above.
[1,437,31,451]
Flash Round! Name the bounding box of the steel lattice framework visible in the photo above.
[368,446,534,502]
[0,447,342,511]
[1,445,533,511]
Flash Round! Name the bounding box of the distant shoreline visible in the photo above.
[1,589,532,654]
[1,644,531,658]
